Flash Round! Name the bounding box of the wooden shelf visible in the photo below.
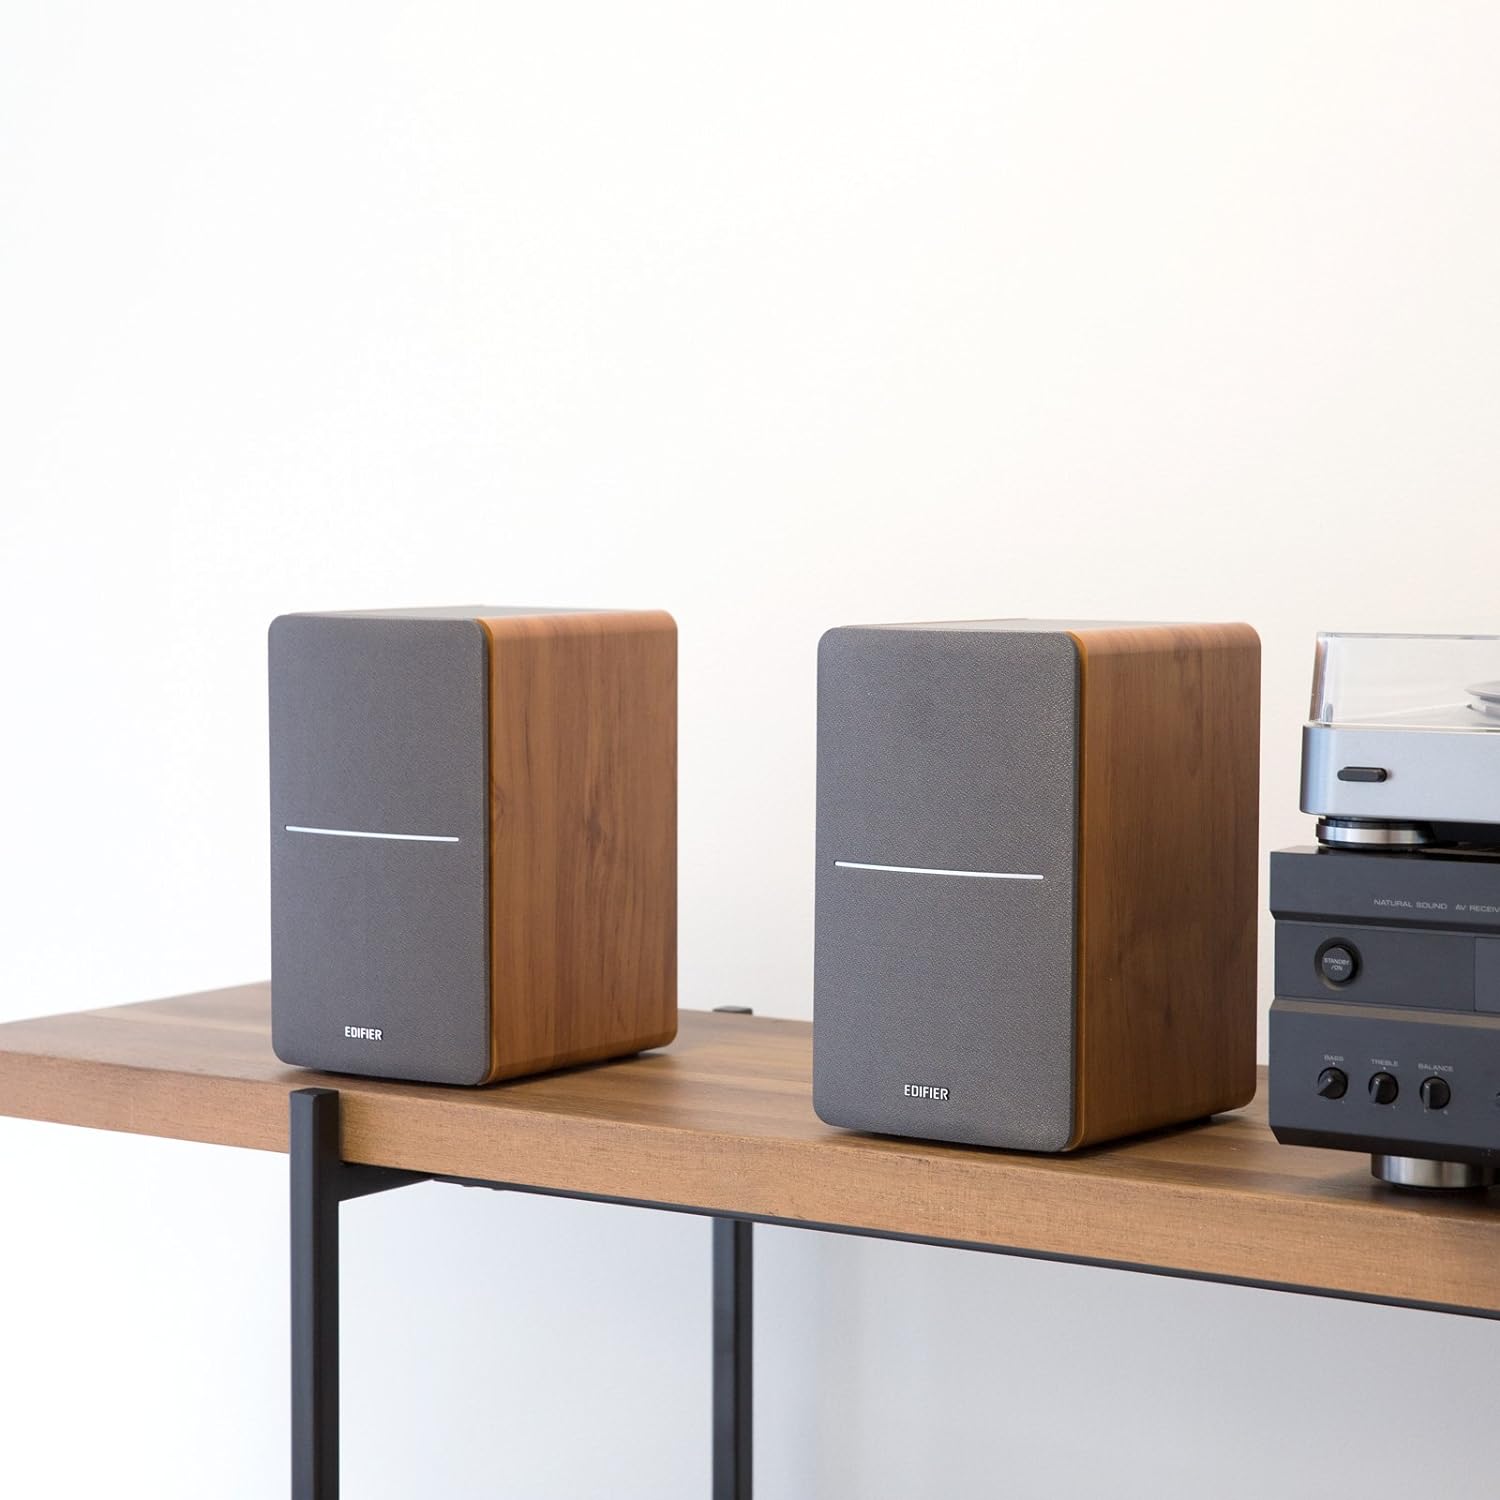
[3,982,1498,1316]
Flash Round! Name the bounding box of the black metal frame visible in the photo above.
[712,1218,753,1500]
[289,1066,1500,1499]
[289,1088,431,1497]
[290,1084,757,1500]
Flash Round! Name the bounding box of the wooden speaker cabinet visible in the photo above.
[270,606,677,1086]
[813,619,1260,1151]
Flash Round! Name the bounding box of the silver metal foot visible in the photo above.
[1371,1154,1497,1190]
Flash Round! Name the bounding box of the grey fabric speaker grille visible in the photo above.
[269,614,491,1085]
[812,625,1079,1151]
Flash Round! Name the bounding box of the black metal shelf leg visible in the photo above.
[290,1087,428,1500]
[291,1087,342,1499]
[712,1218,753,1500]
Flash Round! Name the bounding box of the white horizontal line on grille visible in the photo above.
[284,825,460,844]
[834,861,1042,881]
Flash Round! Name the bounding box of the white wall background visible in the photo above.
[3,3,1499,1495]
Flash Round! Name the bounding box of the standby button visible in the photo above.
[1318,943,1358,985]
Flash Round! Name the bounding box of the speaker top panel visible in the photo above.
[279,604,617,622]
[845,617,1190,635]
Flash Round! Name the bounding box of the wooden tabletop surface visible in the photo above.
[2,983,1498,1316]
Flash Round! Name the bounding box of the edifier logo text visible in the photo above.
[344,1026,383,1041]
[903,1084,949,1100]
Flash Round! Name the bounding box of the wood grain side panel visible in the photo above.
[480,611,677,1081]
[1067,623,1260,1147]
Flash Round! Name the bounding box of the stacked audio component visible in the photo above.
[269,606,677,1086]
[812,619,1261,1151]
[1270,631,1500,1188]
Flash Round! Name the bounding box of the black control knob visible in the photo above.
[1316,1067,1348,1100]
[1368,1072,1399,1105]
[1420,1076,1452,1111]
[1319,944,1358,985]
